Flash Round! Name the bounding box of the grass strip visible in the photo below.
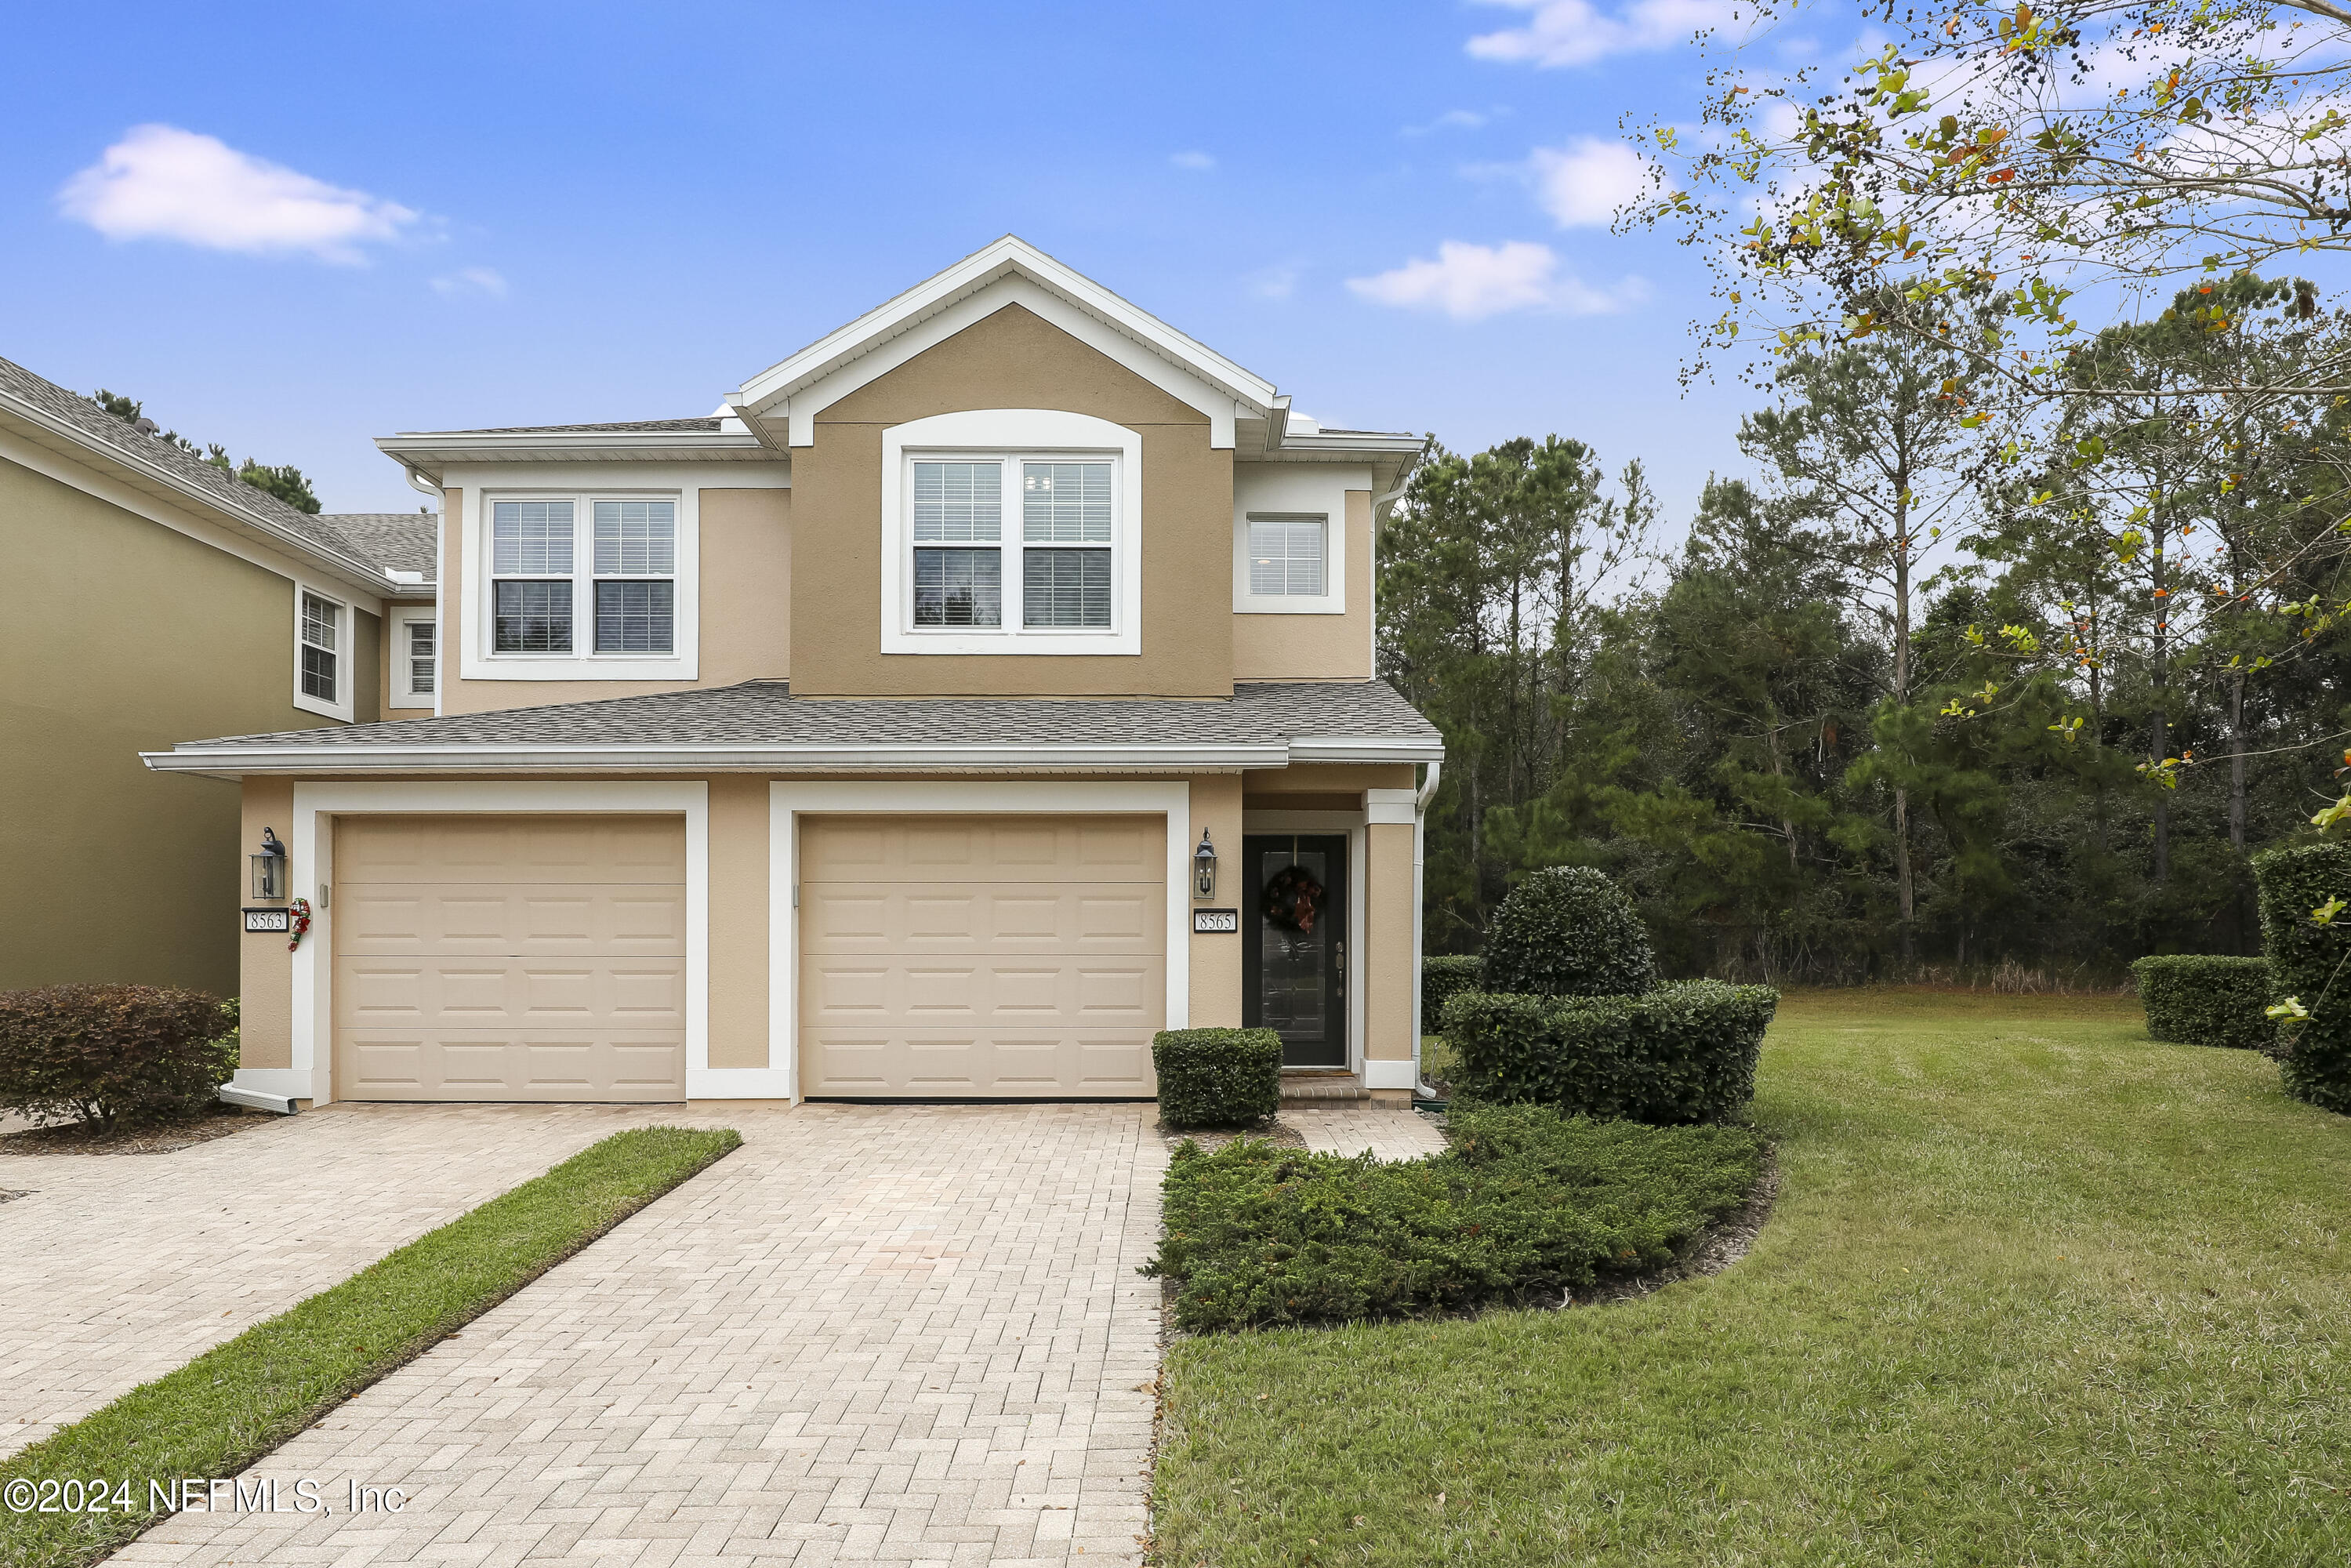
[0,1123,740,1568]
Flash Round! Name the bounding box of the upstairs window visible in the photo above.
[492,500,575,652]
[593,501,676,653]
[1247,517,1326,597]
[483,495,684,662]
[903,455,1117,637]
[299,591,340,701]
[394,611,437,703]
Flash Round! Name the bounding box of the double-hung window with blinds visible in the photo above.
[909,456,1115,632]
[490,498,677,655]
[298,591,340,702]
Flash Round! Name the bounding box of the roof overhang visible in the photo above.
[141,735,1443,780]
[0,389,398,600]
[377,430,779,487]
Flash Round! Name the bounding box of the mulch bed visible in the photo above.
[0,1104,271,1157]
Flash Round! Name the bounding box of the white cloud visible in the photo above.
[1247,260,1304,300]
[58,125,417,263]
[431,266,507,298]
[1170,150,1217,170]
[1346,240,1645,321]
[1403,108,1500,136]
[1466,0,1732,67]
[1527,137,1651,227]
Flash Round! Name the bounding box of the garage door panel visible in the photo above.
[798,884,1161,954]
[332,814,687,1103]
[800,1029,1156,1098]
[803,955,1163,1029]
[800,815,1162,884]
[336,884,684,956]
[338,1030,686,1102]
[335,815,684,884]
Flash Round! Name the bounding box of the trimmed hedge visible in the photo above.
[2255,843,2351,1110]
[1442,979,1776,1124]
[1481,866,1659,998]
[0,985,238,1129]
[1421,955,1482,1033]
[2132,955,2277,1051]
[1145,1103,1762,1330]
[1155,1028,1283,1127]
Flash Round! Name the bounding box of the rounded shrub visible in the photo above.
[0,984,237,1130]
[1153,1027,1283,1128]
[1420,955,1482,1029]
[1481,866,1658,998]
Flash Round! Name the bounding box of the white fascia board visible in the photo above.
[140,735,1441,775]
[735,236,1278,419]
[376,432,774,485]
[0,394,399,597]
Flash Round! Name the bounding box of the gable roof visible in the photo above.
[0,354,408,596]
[144,678,1444,775]
[733,236,1279,430]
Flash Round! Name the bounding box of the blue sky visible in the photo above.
[3,1,1827,519]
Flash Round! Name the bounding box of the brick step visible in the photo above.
[1280,1075,1373,1105]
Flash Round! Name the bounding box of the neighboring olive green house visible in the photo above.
[0,357,437,995]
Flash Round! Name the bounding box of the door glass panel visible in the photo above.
[1258,847,1331,1044]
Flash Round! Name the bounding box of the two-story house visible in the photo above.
[2,357,438,995]
[146,238,1442,1106]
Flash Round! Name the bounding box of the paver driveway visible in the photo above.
[108,1101,1164,1568]
[2,1102,674,1458]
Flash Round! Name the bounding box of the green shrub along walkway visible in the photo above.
[1151,990,2351,1566]
[0,1125,740,1568]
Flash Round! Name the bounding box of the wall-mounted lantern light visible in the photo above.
[250,827,288,902]
[1193,829,1217,899]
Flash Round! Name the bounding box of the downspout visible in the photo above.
[1413,757,1442,1099]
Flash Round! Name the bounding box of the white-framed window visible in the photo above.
[473,491,688,678]
[1246,515,1326,597]
[880,410,1143,656]
[391,608,437,706]
[292,585,353,721]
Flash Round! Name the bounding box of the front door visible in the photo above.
[1242,833,1348,1067]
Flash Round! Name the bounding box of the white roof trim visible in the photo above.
[733,236,1279,426]
[141,735,1443,778]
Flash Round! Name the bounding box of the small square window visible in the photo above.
[1248,517,1326,597]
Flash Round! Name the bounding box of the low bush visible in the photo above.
[1420,956,1482,1033]
[1442,980,1777,1124]
[1480,866,1659,998]
[1155,1028,1283,1127]
[2255,842,2351,1110]
[0,984,237,1130]
[2131,955,2277,1051]
[1145,1103,1761,1331]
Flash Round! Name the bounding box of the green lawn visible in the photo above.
[1153,990,2351,1566]
[0,1125,739,1568]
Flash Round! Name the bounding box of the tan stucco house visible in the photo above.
[1,358,437,994]
[144,238,1442,1106]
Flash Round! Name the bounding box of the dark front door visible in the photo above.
[1243,834,1347,1067]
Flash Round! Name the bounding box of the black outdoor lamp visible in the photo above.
[250,827,289,902]
[1193,829,1217,898]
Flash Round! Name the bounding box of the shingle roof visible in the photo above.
[317,513,438,581]
[0,355,383,574]
[156,680,1442,767]
[437,418,721,435]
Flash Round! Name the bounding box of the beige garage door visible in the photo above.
[800,815,1164,1098]
[332,815,688,1102]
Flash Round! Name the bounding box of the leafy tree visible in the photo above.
[88,388,323,514]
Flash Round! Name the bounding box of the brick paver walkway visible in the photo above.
[112,1102,1163,1568]
[2,1102,670,1459]
[1286,1107,1448,1162]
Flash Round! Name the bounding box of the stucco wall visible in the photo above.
[1186,774,1245,1029]
[438,485,793,716]
[1233,488,1374,681]
[236,778,296,1069]
[0,458,356,994]
[1365,821,1416,1069]
[707,775,771,1071]
[793,304,1235,697]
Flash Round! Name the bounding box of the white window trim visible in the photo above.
[880,409,1143,655]
[389,607,439,711]
[292,583,354,722]
[1235,510,1345,615]
[459,482,701,681]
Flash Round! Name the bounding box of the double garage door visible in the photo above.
[329,811,1162,1102]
